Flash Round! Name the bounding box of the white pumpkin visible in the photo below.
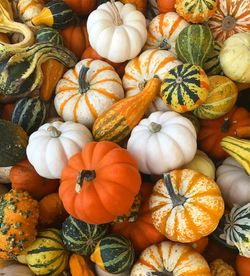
[95,265,130,276]
[87,1,147,63]
[127,111,197,175]
[183,150,215,179]
[0,166,12,183]
[26,121,93,179]
[216,157,250,208]
[0,263,34,275]
[220,32,250,83]
[55,59,124,129]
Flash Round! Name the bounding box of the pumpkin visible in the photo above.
[10,159,59,200]
[157,0,175,13]
[26,121,93,179]
[82,47,127,78]
[193,75,238,120]
[161,63,209,112]
[91,234,135,274]
[69,254,95,276]
[93,78,161,143]
[39,193,68,226]
[61,21,89,60]
[62,216,109,255]
[123,49,182,113]
[127,111,197,175]
[204,41,223,76]
[0,190,39,260]
[32,0,74,29]
[190,237,209,254]
[176,24,214,67]
[220,203,250,257]
[0,119,28,167]
[131,241,210,275]
[220,32,250,83]
[210,259,236,276]
[198,107,250,160]
[112,182,166,252]
[0,263,35,275]
[175,0,218,23]
[55,59,124,129]
[149,169,224,243]
[207,0,250,43]
[63,0,96,15]
[87,1,147,63]
[221,136,250,174]
[95,265,130,276]
[120,0,147,14]
[236,255,250,276]
[144,12,189,54]
[26,229,69,276]
[183,150,215,179]
[0,166,11,184]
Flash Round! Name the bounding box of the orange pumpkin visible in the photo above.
[63,0,96,16]
[198,107,250,160]
[190,237,209,254]
[82,47,127,78]
[112,182,166,252]
[10,159,59,200]
[59,141,141,224]
[236,255,250,276]
[61,21,89,59]
[157,0,175,13]
[120,0,147,14]
[149,170,224,243]
[69,254,95,276]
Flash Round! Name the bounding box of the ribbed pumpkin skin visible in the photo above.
[161,64,209,113]
[11,97,47,135]
[91,234,135,274]
[149,169,224,243]
[131,241,211,275]
[204,41,223,75]
[207,0,250,43]
[145,12,189,54]
[62,216,109,256]
[0,119,28,167]
[176,25,214,67]
[193,76,238,119]
[26,229,68,276]
[36,27,63,45]
[175,0,218,23]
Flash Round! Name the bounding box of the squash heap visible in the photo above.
[0,0,250,275]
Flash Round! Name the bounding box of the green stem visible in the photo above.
[221,117,230,133]
[159,39,171,50]
[149,122,162,133]
[75,170,96,193]
[78,66,90,94]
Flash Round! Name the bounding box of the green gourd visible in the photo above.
[36,27,64,45]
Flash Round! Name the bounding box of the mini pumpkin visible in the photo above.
[149,169,224,243]
[236,255,250,276]
[63,0,97,16]
[26,121,93,179]
[55,59,124,128]
[59,141,141,224]
[157,0,175,13]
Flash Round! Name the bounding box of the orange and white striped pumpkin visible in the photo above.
[54,59,124,128]
[131,241,211,276]
[149,169,224,243]
[17,0,44,28]
[122,49,182,113]
[207,0,250,43]
[144,12,189,54]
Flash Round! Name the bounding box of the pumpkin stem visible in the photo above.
[149,122,162,133]
[163,173,187,207]
[75,170,96,193]
[47,126,61,138]
[222,15,236,31]
[110,0,123,26]
[159,39,171,50]
[221,117,230,133]
[138,79,148,91]
[79,66,90,94]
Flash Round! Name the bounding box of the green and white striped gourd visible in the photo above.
[176,24,214,68]
[26,228,68,276]
[220,202,250,257]
[204,41,223,75]
[62,216,109,256]
[161,63,209,112]
[36,27,63,45]
[91,234,135,274]
[11,97,47,135]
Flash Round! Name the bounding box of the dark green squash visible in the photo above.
[36,27,64,45]
[176,24,214,68]
[0,119,28,166]
[204,41,223,75]
[62,216,109,256]
[11,97,47,135]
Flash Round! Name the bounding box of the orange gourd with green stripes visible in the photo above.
[149,169,224,243]
[161,63,209,113]
[131,241,211,275]
[93,78,161,143]
[54,58,124,129]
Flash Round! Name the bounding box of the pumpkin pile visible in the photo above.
[0,0,250,275]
